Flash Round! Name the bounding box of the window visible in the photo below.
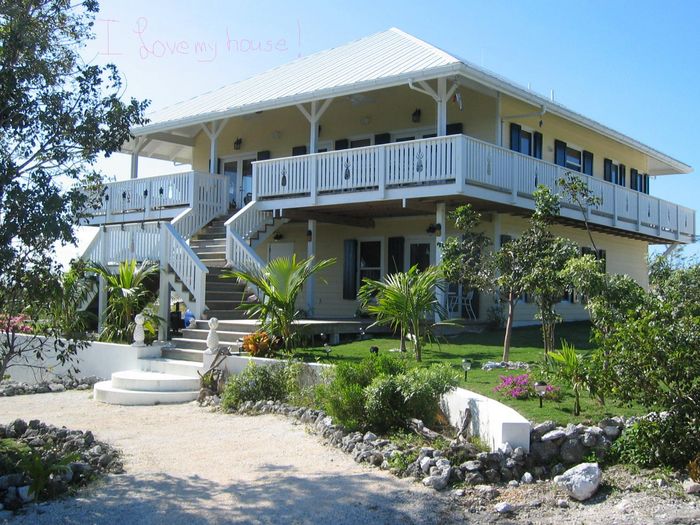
[359,240,381,284]
[350,138,371,148]
[510,123,542,159]
[565,146,582,172]
[604,159,627,187]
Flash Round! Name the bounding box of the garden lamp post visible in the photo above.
[534,381,548,408]
[461,359,471,381]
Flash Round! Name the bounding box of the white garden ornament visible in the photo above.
[132,313,146,347]
[205,317,219,354]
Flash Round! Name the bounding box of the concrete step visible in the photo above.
[205,290,246,301]
[193,319,260,332]
[181,328,250,341]
[138,357,203,378]
[111,370,200,392]
[171,337,242,351]
[195,231,225,240]
[94,380,198,406]
[204,309,250,320]
[162,347,205,363]
[191,244,227,254]
[206,300,244,310]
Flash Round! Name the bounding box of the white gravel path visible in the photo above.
[0,391,463,525]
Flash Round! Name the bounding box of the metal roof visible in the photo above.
[131,28,691,175]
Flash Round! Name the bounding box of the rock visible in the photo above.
[551,463,566,477]
[88,445,103,456]
[48,383,66,392]
[17,486,33,503]
[521,472,534,484]
[541,429,566,442]
[435,458,451,470]
[420,456,434,474]
[560,438,587,464]
[531,420,556,440]
[529,440,559,464]
[475,485,499,500]
[422,467,451,491]
[484,469,500,483]
[464,472,484,485]
[553,462,602,501]
[615,498,633,513]
[461,460,482,472]
[98,453,113,468]
[581,431,597,447]
[0,474,24,490]
[556,498,570,508]
[497,442,513,455]
[602,425,620,439]
[512,447,526,461]
[494,502,514,514]
[683,479,700,495]
[7,419,27,438]
[508,480,519,487]
[363,431,377,443]
[451,488,465,497]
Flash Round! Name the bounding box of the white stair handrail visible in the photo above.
[162,223,209,318]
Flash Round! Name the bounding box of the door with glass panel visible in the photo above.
[221,155,255,208]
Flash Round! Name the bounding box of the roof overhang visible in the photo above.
[125,29,691,176]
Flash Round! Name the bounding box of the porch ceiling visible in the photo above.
[280,196,667,244]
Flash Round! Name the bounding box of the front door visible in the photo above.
[405,238,433,271]
[222,155,255,208]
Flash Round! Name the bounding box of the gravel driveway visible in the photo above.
[0,391,463,525]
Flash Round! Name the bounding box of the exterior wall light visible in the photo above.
[412,108,421,123]
[306,229,313,242]
[426,223,442,237]
[233,137,243,150]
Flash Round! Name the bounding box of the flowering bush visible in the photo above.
[0,314,32,334]
[493,373,561,401]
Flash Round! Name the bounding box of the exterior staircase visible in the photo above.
[93,202,286,405]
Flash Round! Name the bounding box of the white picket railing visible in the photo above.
[253,134,695,241]
[86,171,228,224]
[163,223,208,316]
[225,202,268,271]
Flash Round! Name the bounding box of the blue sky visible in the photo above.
[66,0,700,263]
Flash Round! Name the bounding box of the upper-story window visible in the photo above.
[565,147,582,172]
[554,139,593,175]
[509,123,542,159]
[604,159,627,187]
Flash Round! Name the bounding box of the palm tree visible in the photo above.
[358,265,446,362]
[549,341,588,416]
[221,255,335,353]
[88,259,160,343]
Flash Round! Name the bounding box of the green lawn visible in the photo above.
[293,322,647,426]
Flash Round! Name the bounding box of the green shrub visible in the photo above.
[610,414,700,468]
[221,363,288,410]
[317,355,458,433]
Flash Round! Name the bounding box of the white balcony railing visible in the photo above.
[253,134,695,243]
[85,171,228,225]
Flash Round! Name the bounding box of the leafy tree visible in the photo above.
[0,1,148,371]
[222,255,336,353]
[358,265,446,362]
[557,172,602,252]
[440,204,492,292]
[88,260,160,344]
[520,186,579,356]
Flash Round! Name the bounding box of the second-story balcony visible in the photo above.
[253,134,695,244]
[84,171,228,226]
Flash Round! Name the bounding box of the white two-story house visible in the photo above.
[83,28,695,344]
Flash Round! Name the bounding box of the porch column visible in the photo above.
[201,119,229,174]
[412,78,457,137]
[435,202,446,322]
[493,213,502,250]
[297,98,334,153]
[306,219,317,316]
[129,137,150,179]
